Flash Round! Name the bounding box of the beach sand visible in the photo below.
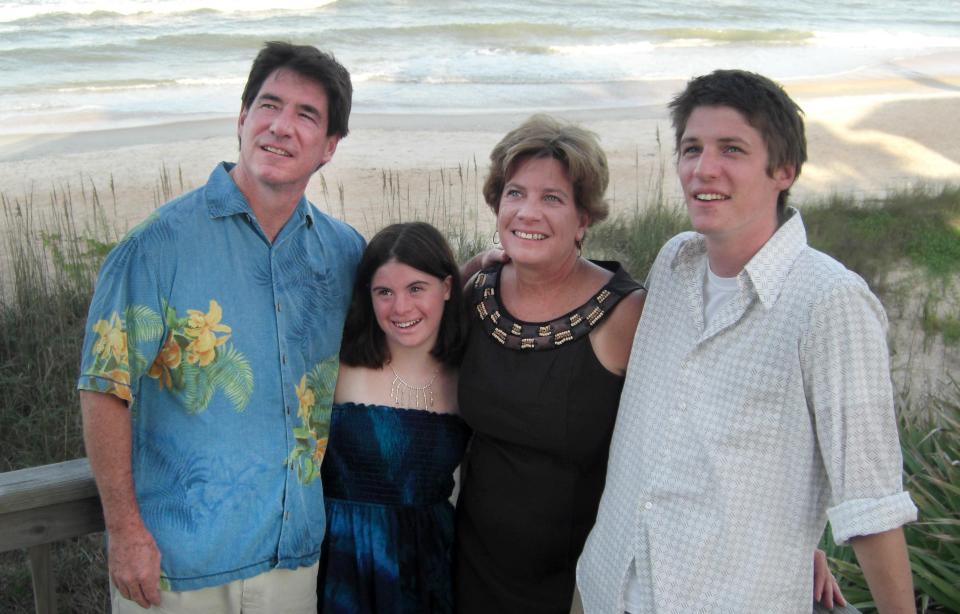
[2,71,959,239]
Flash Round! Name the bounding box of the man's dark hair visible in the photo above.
[241,41,352,138]
[668,69,807,216]
[340,222,467,368]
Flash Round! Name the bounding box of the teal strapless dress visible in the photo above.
[317,402,470,614]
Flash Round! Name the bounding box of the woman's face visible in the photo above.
[497,156,589,270]
[370,259,452,353]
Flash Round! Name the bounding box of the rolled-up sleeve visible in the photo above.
[802,277,917,544]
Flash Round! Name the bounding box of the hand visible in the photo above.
[460,248,510,284]
[813,548,846,609]
[108,525,163,608]
[479,247,509,269]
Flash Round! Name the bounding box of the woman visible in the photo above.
[455,115,647,612]
[454,116,846,613]
[317,222,470,613]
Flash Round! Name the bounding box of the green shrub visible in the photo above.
[804,185,960,290]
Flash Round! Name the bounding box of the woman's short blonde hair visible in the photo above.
[482,114,610,225]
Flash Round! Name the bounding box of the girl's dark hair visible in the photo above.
[340,222,466,368]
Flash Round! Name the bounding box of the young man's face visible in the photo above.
[235,68,340,194]
[677,105,795,248]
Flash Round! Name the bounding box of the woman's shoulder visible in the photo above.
[585,262,646,376]
[332,362,379,404]
[590,260,643,293]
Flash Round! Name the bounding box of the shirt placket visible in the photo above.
[639,286,701,611]
[271,220,302,563]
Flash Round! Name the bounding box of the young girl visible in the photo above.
[317,222,469,614]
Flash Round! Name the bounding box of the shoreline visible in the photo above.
[1,73,959,236]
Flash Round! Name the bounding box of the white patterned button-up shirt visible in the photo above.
[577,210,916,613]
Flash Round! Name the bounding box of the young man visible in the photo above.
[79,42,365,612]
[577,70,917,613]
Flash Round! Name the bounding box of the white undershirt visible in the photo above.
[702,264,740,327]
[623,558,650,613]
[622,265,739,612]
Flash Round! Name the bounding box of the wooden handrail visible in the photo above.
[0,458,104,614]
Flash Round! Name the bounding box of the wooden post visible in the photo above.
[28,543,56,614]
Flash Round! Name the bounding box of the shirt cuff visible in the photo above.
[77,373,134,404]
[828,491,918,544]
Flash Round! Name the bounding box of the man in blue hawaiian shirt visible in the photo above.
[78,42,365,612]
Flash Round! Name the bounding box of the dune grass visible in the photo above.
[1,183,118,613]
[803,186,960,282]
[1,168,958,612]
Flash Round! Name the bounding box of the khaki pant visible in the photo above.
[111,562,319,614]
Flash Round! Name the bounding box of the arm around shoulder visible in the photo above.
[81,390,162,607]
[460,248,509,287]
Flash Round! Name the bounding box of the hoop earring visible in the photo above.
[493,230,500,245]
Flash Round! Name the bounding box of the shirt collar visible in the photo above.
[672,207,808,308]
[743,208,806,308]
[205,162,314,228]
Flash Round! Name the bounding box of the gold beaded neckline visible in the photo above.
[470,262,634,352]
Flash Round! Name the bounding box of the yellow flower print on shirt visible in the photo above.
[295,375,316,423]
[287,357,338,485]
[143,299,252,414]
[86,306,163,404]
[92,313,129,365]
[184,300,232,367]
[295,375,327,465]
[148,332,182,389]
[106,369,133,403]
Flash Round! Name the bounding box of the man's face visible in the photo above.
[677,105,795,247]
[236,68,339,194]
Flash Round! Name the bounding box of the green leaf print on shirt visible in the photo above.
[146,299,253,413]
[286,354,339,485]
[87,306,163,403]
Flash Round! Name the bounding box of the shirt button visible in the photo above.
[281,354,287,365]
[286,405,291,415]
[276,302,282,312]
[644,501,653,510]
[284,512,290,520]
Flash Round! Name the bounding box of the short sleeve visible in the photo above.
[801,277,917,543]
[77,231,167,407]
[347,225,366,266]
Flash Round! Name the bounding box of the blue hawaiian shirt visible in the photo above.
[78,163,364,591]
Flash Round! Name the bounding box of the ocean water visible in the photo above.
[1,0,958,134]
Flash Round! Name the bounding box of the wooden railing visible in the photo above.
[0,458,104,614]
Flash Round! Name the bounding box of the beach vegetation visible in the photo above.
[820,378,960,613]
[1,186,115,612]
[803,184,960,287]
[1,170,958,612]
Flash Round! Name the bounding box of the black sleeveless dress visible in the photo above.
[455,261,642,613]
